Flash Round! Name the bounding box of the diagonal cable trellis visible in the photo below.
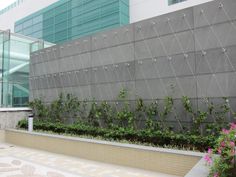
[45,48,59,98]
[182,6,235,116]
[92,36,119,112]
[135,23,185,130]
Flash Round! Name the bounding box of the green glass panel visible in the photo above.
[15,0,130,43]
[55,12,68,24]
[43,17,54,27]
[168,0,186,5]
[0,30,54,107]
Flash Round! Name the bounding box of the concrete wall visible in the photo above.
[30,0,236,124]
[6,129,202,176]
[0,108,31,129]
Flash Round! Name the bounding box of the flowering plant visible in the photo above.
[205,123,236,177]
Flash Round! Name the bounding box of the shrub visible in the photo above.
[29,92,233,136]
[17,119,216,152]
[205,123,236,177]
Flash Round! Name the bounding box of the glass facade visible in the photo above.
[0,30,53,107]
[15,0,129,44]
[168,0,186,5]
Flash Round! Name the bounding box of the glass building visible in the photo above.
[0,30,53,107]
[15,0,129,44]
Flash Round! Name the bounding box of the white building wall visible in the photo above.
[130,0,214,23]
[0,0,58,32]
[0,0,214,32]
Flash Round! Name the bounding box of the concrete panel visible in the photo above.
[162,31,194,56]
[53,74,62,88]
[34,54,40,64]
[91,65,113,84]
[29,79,33,91]
[134,8,194,41]
[90,63,135,84]
[41,50,50,63]
[111,62,135,83]
[37,77,42,90]
[135,79,167,99]
[45,48,55,61]
[67,72,77,87]
[33,78,39,91]
[30,54,37,65]
[91,25,134,50]
[91,81,135,101]
[197,72,236,98]
[45,75,52,89]
[91,43,134,67]
[194,0,236,28]
[43,89,53,103]
[42,77,49,89]
[43,88,58,103]
[135,76,196,100]
[51,46,61,61]
[75,69,92,86]
[51,75,59,89]
[49,60,60,74]
[134,40,154,60]
[44,61,51,75]
[72,85,92,101]
[135,53,195,80]
[135,31,194,60]
[59,43,72,58]
[196,46,236,74]
[72,52,91,71]
[195,22,236,51]
[60,36,91,58]
[58,57,70,73]
[61,73,71,88]
[39,63,48,76]
[29,63,35,77]
[135,58,159,80]
[33,63,39,77]
[46,61,57,75]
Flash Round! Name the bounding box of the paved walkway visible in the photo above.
[0,143,180,177]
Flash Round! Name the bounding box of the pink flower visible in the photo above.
[222,128,230,134]
[204,154,212,165]
[230,141,235,147]
[208,148,213,154]
[214,173,219,177]
[217,147,222,154]
[231,151,235,156]
[230,122,236,130]
[220,141,226,147]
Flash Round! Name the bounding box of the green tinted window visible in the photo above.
[15,0,130,43]
[168,0,186,5]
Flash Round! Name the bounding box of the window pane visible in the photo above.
[168,0,186,5]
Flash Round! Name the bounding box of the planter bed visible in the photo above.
[4,129,208,177]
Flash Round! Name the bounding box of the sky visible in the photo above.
[0,0,17,11]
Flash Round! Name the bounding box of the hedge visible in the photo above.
[17,119,216,152]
